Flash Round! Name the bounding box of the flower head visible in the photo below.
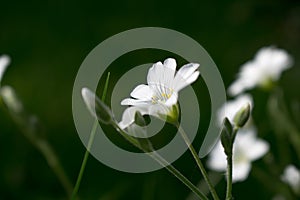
[281,165,300,195]
[228,46,293,96]
[207,127,269,182]
[119,58,200,129]
[0,55,10,85]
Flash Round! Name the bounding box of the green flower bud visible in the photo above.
[220,117,233,156]
[233,103,251,128]
[81,87,113,124]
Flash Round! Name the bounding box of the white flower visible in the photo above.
[207,127,269,182]
[228,46,293,96]
[0,55,10,84]
[217,94,253,126]
[281,165,300,194]
[119,58,200,129]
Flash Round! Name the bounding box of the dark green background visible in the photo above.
[1,0,299,199]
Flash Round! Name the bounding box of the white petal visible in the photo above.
[232,162,251,182]
[148,104,170,118]
[176,63,200,80]
[147,59,177,94]
[245,139,269,161]
[0,55,11,83]
[118,107,148,129]
[163,58,177,72]
[120,98,149,106]
[147,61,164,86]
[227,79,246,96]
[174,63,200,91]
[207,141,227,171]
[281,165,300,189]
[185,70,200,84]
[165,93,178,106]
[130,84,153,100]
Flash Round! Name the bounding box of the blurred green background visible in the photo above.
[1,0,299,199]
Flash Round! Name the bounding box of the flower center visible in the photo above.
[151,87,174,104]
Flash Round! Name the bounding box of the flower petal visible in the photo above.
[176,63,199,80]
[207,141,227,171]
[174,63,200,91]
[163,58,177,72]
[147,59,177,93]
[232,162,251,182]
[130,84,153,100]
[147,61,164,86]
[121,98,149,106]
[245,139,269,161]
[118,106,148,129]
[165,92,178,106]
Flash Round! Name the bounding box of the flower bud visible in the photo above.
[81,87,113,124]
[0,86,23,114]
[233,103,251,128]
[220,117,233,156]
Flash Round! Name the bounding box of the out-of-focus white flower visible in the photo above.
[228,46,293,96]
[217,94,253,126]
[207,127,269,182]
[119,58,200,129]
[0,55,10,84]
[281,165,300,195]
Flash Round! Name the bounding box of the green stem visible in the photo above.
[225,153,232,200]
[36,139,73,197]
[71,72,111,200]
[114,123,208,200]
[225,127,237,200]
[150,152,208,200]
[176,123,220,200]
[71,121,98,200]
[9,112,73,198]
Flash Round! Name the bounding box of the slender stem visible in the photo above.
[114,123,208,200]
[101,72,110,102]
[150,152,208,200]
[71,121,98,200]
[36,140,73,197]
[71,72,111,200]
[225,153,233,200]
[225,127,238,200]
[176,123,220,200]
[9,113,73,198]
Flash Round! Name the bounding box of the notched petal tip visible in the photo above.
[163,58,177,70]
